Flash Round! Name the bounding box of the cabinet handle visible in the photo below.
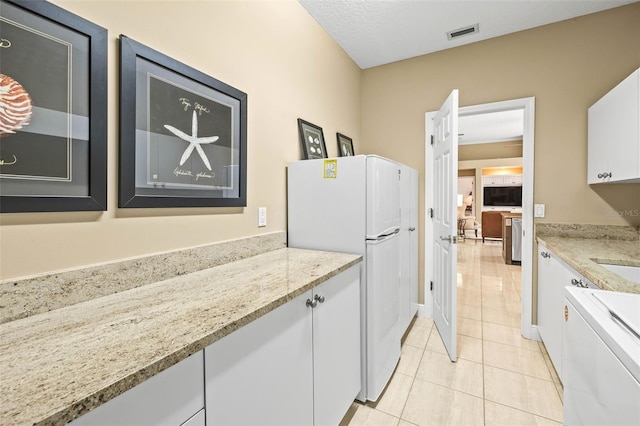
[564,305,568,322]
[306,298,318,308]
[541,251,550,258]
[597,172,612,179]
[571,278,587,288]
[409,227,416,232]
[314,294,325,304]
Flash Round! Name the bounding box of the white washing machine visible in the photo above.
[563,287,640,425]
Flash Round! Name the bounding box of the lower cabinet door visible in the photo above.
[72,352,204,426]
[312,265,361,426]
[204,290,314,425]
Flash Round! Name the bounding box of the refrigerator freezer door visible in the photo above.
[287,156,367,255]
[365,232,401,401]
[366,156,401,238]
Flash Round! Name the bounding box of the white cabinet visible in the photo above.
[71,352,204,426]
[588,68,640,184]
[537,244,566,379]
[312,265,362,425]
[537,243,597,381]
[483,176,504,186]
[399,165,419,335]
[204,265,361,425]
[482,175,522,186]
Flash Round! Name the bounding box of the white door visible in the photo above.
[431,90,459,362]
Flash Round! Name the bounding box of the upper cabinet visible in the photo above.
[588,68,640,184]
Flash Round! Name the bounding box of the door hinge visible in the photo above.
[428,208,434,218]
[430,281,433,291]
[430,135,434,145]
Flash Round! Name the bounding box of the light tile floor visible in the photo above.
[342,240,564,426]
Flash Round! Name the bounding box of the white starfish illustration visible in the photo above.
[164,110,219,170]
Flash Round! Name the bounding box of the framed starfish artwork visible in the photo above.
[0,0,107,212]
[119,35,247,208]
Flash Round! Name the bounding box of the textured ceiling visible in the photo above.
[299,0,637,143]
[299,0,638,69]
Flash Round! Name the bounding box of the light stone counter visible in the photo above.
[0,232,287,324]
[0,247,362,426]
[536,224,639,294]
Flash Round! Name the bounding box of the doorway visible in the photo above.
[424,97,536,341]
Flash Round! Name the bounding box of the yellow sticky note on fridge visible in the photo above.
[323,159,337,178]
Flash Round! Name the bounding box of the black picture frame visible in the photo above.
[297,118,327,160]
[0,0,107,213]
[119,35,247,208]
[337,133,354,157]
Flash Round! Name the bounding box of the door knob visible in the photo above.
[440,235,458,244]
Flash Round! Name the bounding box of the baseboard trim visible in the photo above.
[529,324,542,342]
[417,303,430,318]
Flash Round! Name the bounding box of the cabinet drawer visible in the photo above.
[72,352,204,426]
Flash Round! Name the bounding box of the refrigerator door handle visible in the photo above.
[366,229,400,244]
[366,227,400,241]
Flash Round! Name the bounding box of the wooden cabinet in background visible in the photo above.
[481,211,508,242]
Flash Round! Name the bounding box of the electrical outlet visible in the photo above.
[534,204,545,218]
[258,207,267,227]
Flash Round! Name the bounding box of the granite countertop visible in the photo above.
[0,247,362,426]
[537,236,640,294]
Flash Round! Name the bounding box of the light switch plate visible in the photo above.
[258,207,267,227]
[534,204,545,218]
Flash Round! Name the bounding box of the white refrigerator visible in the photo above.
[288,155,401,402]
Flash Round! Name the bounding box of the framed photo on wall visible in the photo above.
[337,133,354,156]
[119,35,248,208]
[297,118,327,160]
[0,0,107,213]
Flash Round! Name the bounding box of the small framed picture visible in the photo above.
[337,133,354,157]
[119,35,247,208]
[297,118,327,160]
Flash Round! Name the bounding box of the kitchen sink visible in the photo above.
[597,263,640,284]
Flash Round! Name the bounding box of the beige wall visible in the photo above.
[0,0,361,280]
[459,141,523,162]
[360,3,640,304]
[2,1,638,313]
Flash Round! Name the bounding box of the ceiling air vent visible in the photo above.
[447,24,479,40]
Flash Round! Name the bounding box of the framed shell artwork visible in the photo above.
[297,118,327,160]
[337,133,354,156]
[0,0,107,212]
